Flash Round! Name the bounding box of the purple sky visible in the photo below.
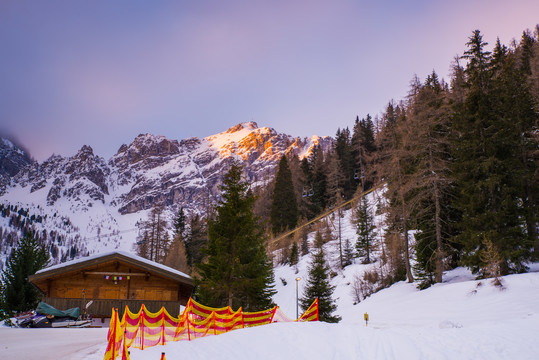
[1,0,538,161]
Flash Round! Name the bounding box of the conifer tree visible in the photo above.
[174,207,187,239]
[289,242,299,266]
[185,214,207,269]
[270,155,299,234]
[299,245,341,323]
[355,196,377,264]
[452,30,534,274]
[413,232,436,289]
[288,154,310,218]
[1,233,50,313]
[334,127,355,199]
[342,238,354,267]
[298,157,316,220]
[510,32,539,254]
[310,146,328,215]
[351,114,376,190]
[300,227,310,256]
[196,162,276,311]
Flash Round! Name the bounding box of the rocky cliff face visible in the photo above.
[110,122,332,215]
[1,122,332,217]
[10,145,110,207]
[0,138,33,194]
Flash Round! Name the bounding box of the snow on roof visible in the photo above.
[36,250,191,280]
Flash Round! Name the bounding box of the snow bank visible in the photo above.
[2,266,537,360]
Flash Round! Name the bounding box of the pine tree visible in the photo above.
[270,155,299,234]
[300,226,310,256]
[355,196,377,264]
[185,214,207,269]
[511,32,539,255]
[1,233,50,313]
[351,114,376,190]
[342,238,354,267]
[452,30,533,274]
[313,230,325,249]
[196,162,276,311]
[334,127,355,199]
[310,145,328,215]
[289,242,299,266]
[299,246,341,323]
[174,207,187,239]
[297,157,320,220]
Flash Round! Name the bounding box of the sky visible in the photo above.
[0,0,538,162]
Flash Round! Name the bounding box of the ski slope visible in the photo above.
[125,266,539,360]
[1,204,538,359]
[1,265,538,360]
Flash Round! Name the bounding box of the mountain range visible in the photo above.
[0,122,331,265]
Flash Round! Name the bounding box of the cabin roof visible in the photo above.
[29,250,193,286]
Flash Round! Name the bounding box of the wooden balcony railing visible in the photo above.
[41,297,183,319]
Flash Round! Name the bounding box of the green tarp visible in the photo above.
[36,302,80,319]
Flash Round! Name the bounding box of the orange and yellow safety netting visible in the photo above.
[103,298,319,360]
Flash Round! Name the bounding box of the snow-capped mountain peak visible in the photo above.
[0,123,332,262]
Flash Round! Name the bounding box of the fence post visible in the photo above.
[186,303,191,341]
[111,309,117,360]
[140,305,145,350]
[161,308,166,346]
[121,329,129,360]
[269,306,277,323]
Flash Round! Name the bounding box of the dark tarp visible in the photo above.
[36,302,80,319]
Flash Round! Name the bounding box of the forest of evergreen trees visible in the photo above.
[255,27,539,290]
[134,27,538,304]
[0,202,87,268]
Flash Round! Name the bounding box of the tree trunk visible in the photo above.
[434,181,443,283]
[403,220,414,283]
[526,187,539,255]
[338,208,343,268]
[398,170,414,283]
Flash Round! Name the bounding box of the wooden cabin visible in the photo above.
[28,251,194,318]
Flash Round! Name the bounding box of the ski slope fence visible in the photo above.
[103,297,319,360]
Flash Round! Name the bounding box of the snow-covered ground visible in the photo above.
[2,262,538,360]
[2,199,538,359]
